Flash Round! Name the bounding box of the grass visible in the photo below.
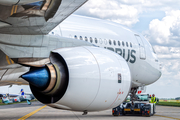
[156,101,180,107]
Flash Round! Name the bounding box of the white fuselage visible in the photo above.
[50,14,162,88]
[0,14,162,112]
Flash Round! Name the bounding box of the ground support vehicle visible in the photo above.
[112,93,155,117]
[112,102,155,117]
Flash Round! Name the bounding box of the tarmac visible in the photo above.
[0,101,180,120]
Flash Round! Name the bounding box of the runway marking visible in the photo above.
[18,105,47,120]
[155,114,180,120]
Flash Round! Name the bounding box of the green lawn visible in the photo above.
[156,101,180,107]
[0,99,2,105]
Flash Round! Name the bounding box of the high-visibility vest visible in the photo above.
[151,97,157,103]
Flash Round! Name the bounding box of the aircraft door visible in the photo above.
[135,35,146,59]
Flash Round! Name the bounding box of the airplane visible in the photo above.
[0,93,19,98]
[1,89,35,105]
[0,0,161,113]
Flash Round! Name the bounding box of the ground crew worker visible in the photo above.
[151,94,157,103]
[151,94,157,114]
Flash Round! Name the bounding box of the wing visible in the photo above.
[0,0,89,87]
[0,0,87,35]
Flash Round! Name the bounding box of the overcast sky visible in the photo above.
[0,0,180,98]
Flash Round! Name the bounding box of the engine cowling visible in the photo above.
[22,46,131,111]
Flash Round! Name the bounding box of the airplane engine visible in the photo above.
[22,46,131,111]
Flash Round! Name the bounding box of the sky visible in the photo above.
[0,0,180,98]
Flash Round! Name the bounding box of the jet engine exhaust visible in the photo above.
[21,66,50,90]
[21,62,69,104]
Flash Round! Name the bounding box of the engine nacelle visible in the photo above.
[23,46,131,111]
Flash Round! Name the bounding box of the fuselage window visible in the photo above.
[90,37,93,43]
[130,42,132,47]
[118,41,120,46]
[114,40,116,45]
[109,40,112,45]
[122,41,124,46]
[74,35,77,39]
[85,36,88,41]
[104,39,107,45]
[80,36,83,40]
[95,38,98,43]
[99,38,103,44]
[126,42,128,47]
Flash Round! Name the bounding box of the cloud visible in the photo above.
[159,59,180,85]
[145,10,180,47]
[153,46,180,59]
[75,0,180,27]
[75,0,139,26]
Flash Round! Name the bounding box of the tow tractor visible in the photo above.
[112,87,155,117]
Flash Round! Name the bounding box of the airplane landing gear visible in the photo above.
[130,87,138,104]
